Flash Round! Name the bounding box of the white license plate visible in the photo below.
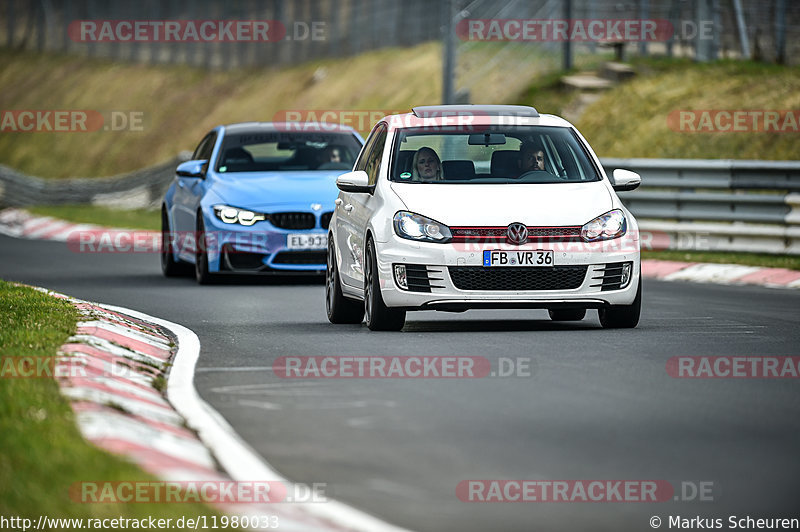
[483,250,554,267]
[287,233,327,250]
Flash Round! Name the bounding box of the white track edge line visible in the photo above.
[100,303,414,532]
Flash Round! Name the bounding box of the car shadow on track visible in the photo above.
[401,318,601,333]
[274,320,601,334]
[155,273,326,286]
[202,274,325,286]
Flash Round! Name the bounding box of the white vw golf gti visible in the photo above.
[326,105,642,331]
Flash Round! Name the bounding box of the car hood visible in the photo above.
[389,181,613,226]
[209,171,342,210]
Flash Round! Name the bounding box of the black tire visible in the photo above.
[161,207,192,277]
[548,308,586,321]
[364,239,405,331]
[326,236,364,324]
[599,276,641,329]
[195,216,218,285]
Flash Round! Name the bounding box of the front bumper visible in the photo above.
[203,212,328,274]
[374,235,640,310]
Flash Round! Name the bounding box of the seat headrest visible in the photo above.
[491,150,519,176]
[442,160,476,180]
[395,150,415,173]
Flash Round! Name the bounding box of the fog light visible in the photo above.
[621,262,632,288]
[394,264,407,289]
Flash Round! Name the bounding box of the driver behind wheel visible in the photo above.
[518,141,545,175]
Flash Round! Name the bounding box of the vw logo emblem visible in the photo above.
[311,203,322,211]
[506,223,528,245]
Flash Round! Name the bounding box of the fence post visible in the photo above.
[562,0,572,70]
[328,0,339,57]
[695,0,712,61]
[348,0,361,56]
[35,0,45,52]
[441,0,456,105]
[6,0,14,47]
[86,0,96,58]
[775,0,787,64]
[638,0,649,57]
[731,0,750,59]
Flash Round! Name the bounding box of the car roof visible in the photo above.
[379,105,574,130]
[412,104,540,117]
[220,121,360,135]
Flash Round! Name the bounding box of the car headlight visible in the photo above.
[581,209,627,242]
[393,211,452,243]
[213,205,266,226]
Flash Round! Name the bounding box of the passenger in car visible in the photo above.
[518,141,546,175]
[411,147,442,181]
[321,146,342,164]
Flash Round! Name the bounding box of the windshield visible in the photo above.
[390,126,600,184]
[217,132,362,173]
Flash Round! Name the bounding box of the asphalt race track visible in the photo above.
[2,233,799,532]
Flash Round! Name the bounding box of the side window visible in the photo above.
[354,123,384,172]
[364,127,387,186]
[192,132,216,161]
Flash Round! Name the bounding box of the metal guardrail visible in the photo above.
[602,158,800,255]
[0,154,191,210]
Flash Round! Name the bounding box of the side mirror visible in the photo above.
[611,168,641,192]
[336,171,373,193]
[176,159,208,178]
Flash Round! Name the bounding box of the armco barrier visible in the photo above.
[0,153,190,210]
[603,158,800,255]
[0,156,798,255]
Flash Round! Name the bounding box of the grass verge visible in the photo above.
[643,250,800,271]
[0,279,221,522]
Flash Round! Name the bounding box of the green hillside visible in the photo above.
[1,46,797,179]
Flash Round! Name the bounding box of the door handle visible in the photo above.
[344,204,354,212]
[177,180,185,188]
[335,198,343,206]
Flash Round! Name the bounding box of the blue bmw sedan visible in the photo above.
[161,122,364,283]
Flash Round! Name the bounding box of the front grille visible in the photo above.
[273,251,326,265]
[591,262,631,291]
[399,264,445,293]
[321,211,333,230]
[270,212,316,230]
[449,266,587,291]
[451,226,582,242]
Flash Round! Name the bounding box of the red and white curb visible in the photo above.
[642,260,800,289]
[36,287,411,532]
[0,208,115,241]
[2,207,798,289]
